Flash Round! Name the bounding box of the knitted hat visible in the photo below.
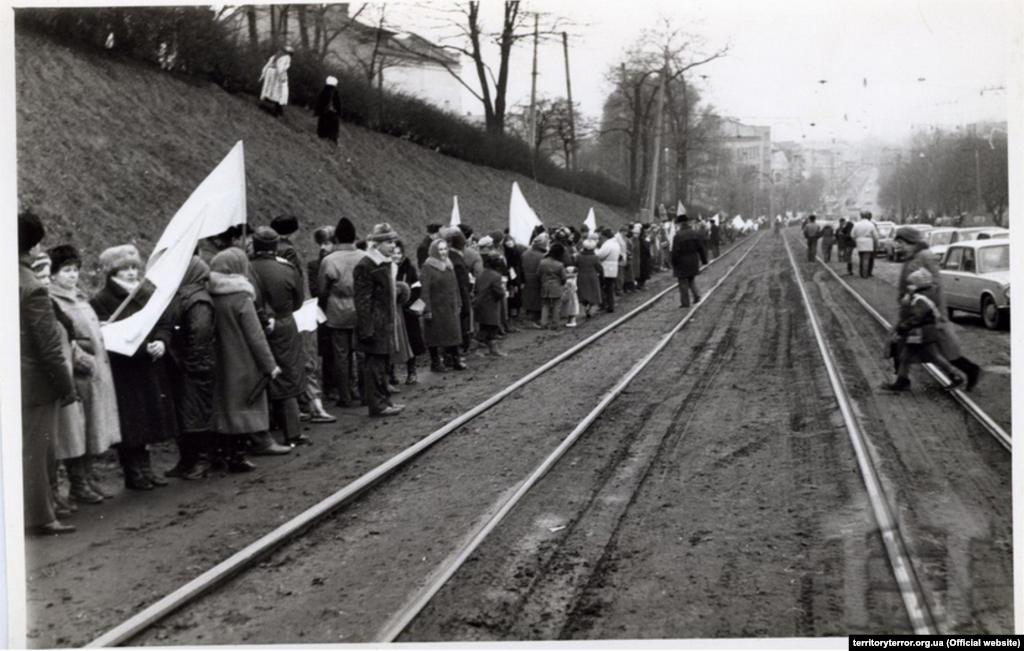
[270,215,299,236]
[48,244,82,274]
[31,252,51,272]
[907,268,935,289]
[367,223,399,243]
[99,244,143,277]
[252,226,280,252]
[477,236,494,249]
[336,217,357,244]
[18,210,45,254]
[895,226,924,245]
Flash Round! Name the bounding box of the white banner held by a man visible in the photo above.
[102,141,248,356]
[509,182,542,247]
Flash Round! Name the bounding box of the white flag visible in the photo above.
[103,142,247,356]
[509,182,542,247]
[294,298,327,333]
[676,200,687,217]
[450,196,461,227]
[584,208,597,232]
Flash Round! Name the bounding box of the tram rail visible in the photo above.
[85,234,762,648]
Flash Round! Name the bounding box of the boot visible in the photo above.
[487,341,508,358]
[228,437,257,473]
[120,447,153,490]
[405,360,419,385]
[430,350,446,373]
[452,356,468,371]
[84,456,113,499]
[165,435,196,478]
[249,430,292,456]
[53,486,77,514]
[951,357,982,391]
[881,377,911,392]
[181,434,212,480]
[139,448,169,487]
[309,399,337,424]
[66,456,103,504]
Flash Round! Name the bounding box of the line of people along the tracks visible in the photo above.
[19,208,737,536]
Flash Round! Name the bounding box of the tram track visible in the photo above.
[85,234,762,647]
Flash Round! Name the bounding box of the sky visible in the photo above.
[389,0,1021,144]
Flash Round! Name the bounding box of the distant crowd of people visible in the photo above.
[18,206,736,536]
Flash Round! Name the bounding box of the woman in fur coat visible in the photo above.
[420,239,465,372]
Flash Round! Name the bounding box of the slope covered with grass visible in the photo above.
[16,31,631,287]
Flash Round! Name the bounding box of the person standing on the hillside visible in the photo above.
[314,75,342,144]
[320,217,367,407]
[671,214,708,309]
[851,211,880,278]
[259,46,293,118]
[443,227,474,360]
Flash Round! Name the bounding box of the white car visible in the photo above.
[924,227,958,260]
[939,240,1010,330]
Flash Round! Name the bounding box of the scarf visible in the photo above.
[425,240,453,272]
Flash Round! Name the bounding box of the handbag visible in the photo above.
[407,298,426,316]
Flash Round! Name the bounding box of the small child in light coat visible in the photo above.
[562,266,580,328]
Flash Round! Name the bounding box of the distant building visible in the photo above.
[712,117,772,186]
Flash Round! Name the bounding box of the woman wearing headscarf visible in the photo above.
[474,254,508,356]
[47,245,120,503]
[314,75,342,143]
[165,256,217,480]
[91,244,178,490]
[392,240,426,384]
[208,249,281,472]
[575,238,604,319]
[420,239,465,372]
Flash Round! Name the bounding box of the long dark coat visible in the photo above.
[167,286,216,434]
[449,249,473,336]
[416,235,433,269]
[474,268,506,327]
[575,251,603,306]
[250,254,307,400]
[353,254,397,356]
[420,261,463,348]
[639,237,653,282]
[396,257,426,356]
[671,226,709,279]
[208,274,278,434]
[21,260,75,408]
[503,243,525,311]
[314,84,342,142]
[521,244,545,312]
[91,278,179,447]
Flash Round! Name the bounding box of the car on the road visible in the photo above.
[949,226,1009,245]
[939,240,1010,330]
[924,227,959,260]
[884,225,935,261]
[874,221,897,256]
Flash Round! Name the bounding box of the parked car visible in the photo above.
[874,221,897,256]
[949,226,1009,245]
[939,240,1010,330]
[885,225,934,261]
[924,227,959,260]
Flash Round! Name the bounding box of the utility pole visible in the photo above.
[528,13,539,152]
[645,49,669,219]
[562,32,576,171]
[974,147,983,215]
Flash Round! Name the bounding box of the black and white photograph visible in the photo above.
[2,0,1020,647]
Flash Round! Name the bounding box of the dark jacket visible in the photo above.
[353,252,397,356]
[539,257,567,299]
[313,84,342,142]
[710,224,721,245]
[575,250,603,306]
[521,244,546,312]
[395,257,426,356]
[449,249,473,319]
[474,268,506,327]
[416,235,434,269]
[671,226,709,278]
[20,259,75,407]
[639,237,653,282]
[91,277,178,447]
[277,238,304,288]
[250,254,307,400]
[503,243,525,310]
[897,293,940,345]
[167,286,216,433]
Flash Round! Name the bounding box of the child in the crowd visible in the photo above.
[563,265,580,328]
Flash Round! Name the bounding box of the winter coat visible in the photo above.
[277,238,304,287]
[166,285,216,434]
[259,53,290,105]
[474,268,506,327]
[803,222,821,240]
[575,251,603,305]
[539,257,567,299]
[52,304,86,460]
[897,293,940,345]
[420,259,463,348]
[821,225,835,249]
[416,235,434,269]
[629,237,641,281]
[251,254,308,400]
[314,84,342,142]
[672,226,709,279]
[851,220,879,252]
[450,249,473,336]
[319,245,367,329]
[48,282,121,454]
[208,273,277,434]
[521,244,546,312]
[353,251,398,356]
[503,243,525,310]
[622,237,637,283]
[90,278,178,447]
[20,259,75,408]
[710,225,721,245]
[596,238,621,279]
[839,221,855,247]
[395,257,426,356]
[639,237,653,282]
[463,247,483,282]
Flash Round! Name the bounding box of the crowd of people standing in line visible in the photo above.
[18,205,733,536]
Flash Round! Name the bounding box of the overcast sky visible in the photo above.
[390,0,1021,144]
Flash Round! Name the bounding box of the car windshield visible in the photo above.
[878,226,895,238]
[930,231,954,246]
[978,245,1009,273]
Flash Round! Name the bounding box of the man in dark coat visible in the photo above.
[417,223,442,269]
[313,75,342,144]
[354,224,404,417]
[802,214,821,263]
[20,211,78,535]
[520,232,548,326]
[249,227,309,447]
[839,217,856,275]
[443,227,474,353]
[709,220,722,259]
[671,215,709,308]
[271,215,304,283]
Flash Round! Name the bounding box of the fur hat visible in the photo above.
[895,226,924,246]
[457,223,474,239]
[427,223,442,235]
[18,210,45,254]
[336,217,357,244]
[441,226,466,249]
[477,236,494,249]
[252,226,280,252]
[367,223,399,243]
[313,226,335,245]
[270,215,299,236]
[489,230,504,246]
[907,268,935,289]
[99,244,143,277]
[48,244,82,274]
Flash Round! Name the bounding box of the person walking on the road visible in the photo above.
[894,226,983,391]
[835,218,849,263]
[839,217,856,273]
[802,215,821,262]
[671,214,708,308]
[820,223,835,262]
[851,211,879,278]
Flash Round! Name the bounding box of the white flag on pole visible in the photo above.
[450,196,461,227]
[584,208,597,232]
[677,200,687,217]
[294,298,327,333]
[102,142,248,356]
[509,182,542,247]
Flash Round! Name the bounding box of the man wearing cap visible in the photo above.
[249,227,310,447]
[671,214,708,309]
[319,217,367,408]
[850,211,880,278]
[354,224,405,417]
